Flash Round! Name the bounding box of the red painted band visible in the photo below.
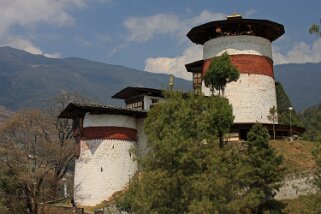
[202,54,274,78]
[81,127,137,141]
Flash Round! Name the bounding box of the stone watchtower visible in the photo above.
[186,14,284,124]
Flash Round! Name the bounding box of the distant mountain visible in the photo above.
[0,46,191,110]
[274,63,321,111]
[0,105,14,123]
[0,46,320,112]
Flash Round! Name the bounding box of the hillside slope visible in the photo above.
[275,63,321,111]
[0,47,191,110]
[0,46,320,111]
[0,105,14,123]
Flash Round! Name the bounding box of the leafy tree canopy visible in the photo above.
[203,52,240,96]
[309,19,321,37]
[301,103,321,142]
[115,93,285,213]
[312,142,321,191]
[116,92,245,213]
[275,82,302,126]
[245,124,285,212]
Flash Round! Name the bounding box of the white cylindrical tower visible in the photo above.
[74,113,138,206]
[203,35,276,123]
[187,15,284,124]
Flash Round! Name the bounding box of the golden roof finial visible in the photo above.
[227,12,242,20]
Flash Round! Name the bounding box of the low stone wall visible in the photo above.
[38,204,84,214]
[275,174,317,200]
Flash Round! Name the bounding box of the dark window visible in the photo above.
[126,100,143,110]
[193,72,202,95]
[151,99,159,104]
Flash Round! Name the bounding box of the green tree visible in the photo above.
[313,142,321,190]
[301,103,321,142]
[267,106,278,140]
[275,82,301,126]
[0,198,9,214]
[203,52,240,96]
[244,124,285,213]
[309,19,321,37]
[311,142,321,212]
[116,92,244,213]
[206,96,234,148]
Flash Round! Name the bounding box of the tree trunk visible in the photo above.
[273,120,276,140]
[218,131,224,148]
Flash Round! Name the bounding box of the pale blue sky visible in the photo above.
[1,0,321,79]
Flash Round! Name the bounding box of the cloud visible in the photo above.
[124,10,226,43]
[273,38,321,64]
[112,10,223,56]
[142,10,258,80]
[243,9,257,18]
[0,0,105,57]
[6,36,60,58]
[96,0,112,2]
[0,0,85,36]
[95,34,111,43]
[145,38,321,80]
[108,43,128,57]
[144,45,202,80]
[124,14,181,43]
[75,36,92,46]
[44,52,61,58]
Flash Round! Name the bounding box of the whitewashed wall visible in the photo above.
[143,96,165,110]
[136,118,148,171]
[202,35,277,124]
[83,113,136,129]
[74,113,138,206]
[275,175,317,200]
[74,139,138,206]
[203,35,272,59]
[136,118,148,156]
[202,74,277,124]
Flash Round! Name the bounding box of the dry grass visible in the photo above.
[79,200,110,213]
[0,105,14,124]
[270,139,316,173]
[281,193,321,214]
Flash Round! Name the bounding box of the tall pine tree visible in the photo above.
[244,124,285,213]
[115,92,245,213]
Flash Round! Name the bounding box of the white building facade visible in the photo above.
[60,87,163,206]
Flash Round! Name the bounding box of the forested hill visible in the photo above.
[0,46,191,110]
[0,46,320,111]
[274,63,321,111]
[0,105,13,123]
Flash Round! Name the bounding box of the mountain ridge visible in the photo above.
[0,46,191,110]
[0,46,320,112]
[274,62,321,111]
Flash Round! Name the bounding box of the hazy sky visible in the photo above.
[1,0,321,79]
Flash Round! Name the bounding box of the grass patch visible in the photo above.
[79,200,110,212]
[270,140,316,173]
[281,193,321,214]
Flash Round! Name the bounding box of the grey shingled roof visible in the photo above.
[58,102,148,119]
